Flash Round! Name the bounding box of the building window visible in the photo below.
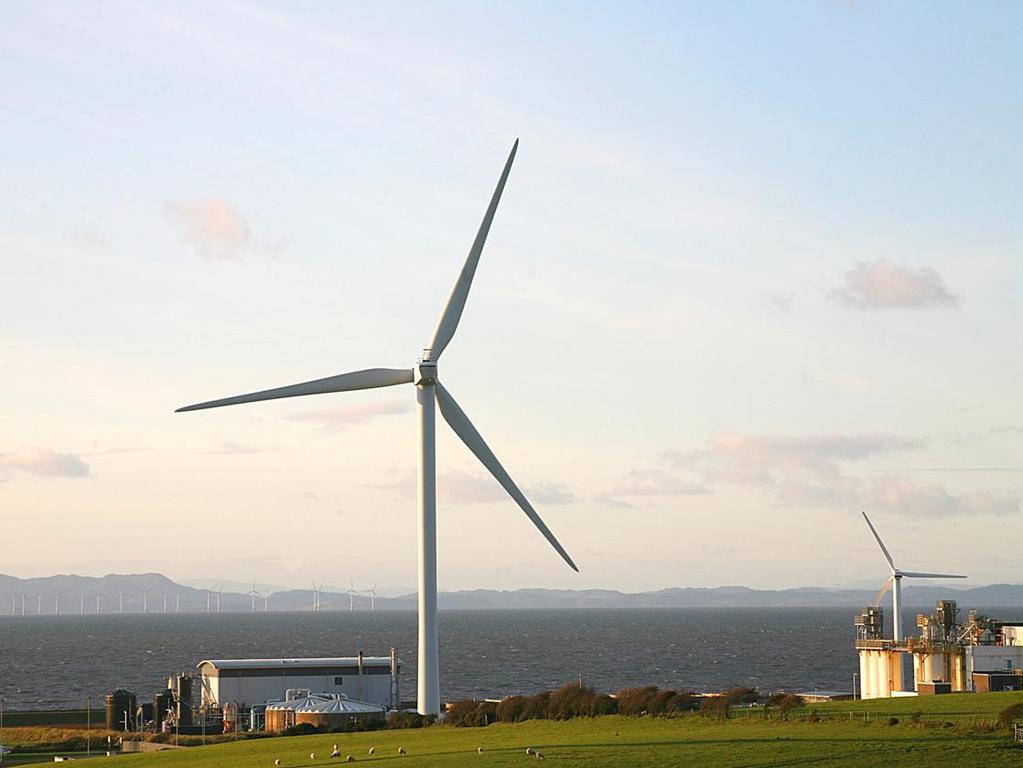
[334,676,343,686]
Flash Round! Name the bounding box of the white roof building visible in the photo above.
[198,654,400,711]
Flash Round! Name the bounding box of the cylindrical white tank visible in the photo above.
[859,652,869,699]
[878,652,891,698]
[888,651,903,693]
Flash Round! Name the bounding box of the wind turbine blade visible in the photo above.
[861,511,895,570]
[873,576,893,607]
[434,381,578,572]
[899,571,967,579]
[428,140,518,360]
[176,368,413,412]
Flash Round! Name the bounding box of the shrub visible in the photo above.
[445,700,495,727]
[615,687,659,716]
[522,691,551,721]
[386,711,435,729]
[281,722,320,737]
[495,695,529,723]
[888,717,899,726]
[910,711,923,724]
[547,684,616,720]
[997,702,1023,729]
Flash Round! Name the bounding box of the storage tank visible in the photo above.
[105,690,137,731]
[154,691,172,726]
[293,695,386,729]
[265,694,332,733]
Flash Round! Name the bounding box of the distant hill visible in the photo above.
[1,573,1020,614]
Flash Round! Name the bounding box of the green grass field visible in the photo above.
[103,692,1023,768]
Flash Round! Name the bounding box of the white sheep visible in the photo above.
[309,753,316,761]
[330,745,341,759]
[274,760,281,767]
[367,748,375,755]
[397,746,407,755]
[345,757,355,764]
[477,746,484,754]
[535,752,545,761]
[526,747,535,755]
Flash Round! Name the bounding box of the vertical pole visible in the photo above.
[416,383,439,716]
[87,696,91,756]
[893,576,903,643]
[1,696,5,764]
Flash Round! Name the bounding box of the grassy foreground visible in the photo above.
[108,692,1023,768]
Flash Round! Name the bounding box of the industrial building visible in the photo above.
[855,600,1023,699]
[197,651,400,712]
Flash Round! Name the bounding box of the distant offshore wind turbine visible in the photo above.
[862,511,967,642]
[176,140,577,715]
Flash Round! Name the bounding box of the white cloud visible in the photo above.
[165,198,251,260]
[609,468,711,497]
[201,442,279,455]
[864,476,1018,517]
[609,431,1020,517]
[372,469,576,506]
[831,259,958,309]
[286,400,411,430]
[0,448,90,478]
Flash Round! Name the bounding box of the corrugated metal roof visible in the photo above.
[266,694,332,711]
[197,657,395,670]
[294,696,385,714]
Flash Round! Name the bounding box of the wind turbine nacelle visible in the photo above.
[414,360,437,385]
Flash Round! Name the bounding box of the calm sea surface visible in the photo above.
[0,607,1005,710]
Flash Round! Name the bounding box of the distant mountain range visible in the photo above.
[2,573,1022,614]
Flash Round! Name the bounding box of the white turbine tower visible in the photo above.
[143,587,152,614]
[348,580,357,613]
[862,511,967,642]
[365,582,378,613]
[310,582,321,613]
[247,582,260,613]
[176,141,577,715]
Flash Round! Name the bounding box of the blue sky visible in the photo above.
[1,1,1020,591]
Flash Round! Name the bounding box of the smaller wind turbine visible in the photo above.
[37,594,42,614]
[347,580,357,613]
[247,582,261,613]
[176,592,181,613]
[95,587,102,614]
[17,593,27,616]
[163,591,169,613]
[862,511,968,642]
[80,594,86,615]
[53,593,60,614]
[119,589,124,614]
[206,588,213,614]
[215,587,222,613]
[263,592,270,612]
[311,582,321,612]
[365,582,378,612]
[142,587,153,614]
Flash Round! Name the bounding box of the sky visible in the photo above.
[1,1,1020,593]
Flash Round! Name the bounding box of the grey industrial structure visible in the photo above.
[197,652,400,713]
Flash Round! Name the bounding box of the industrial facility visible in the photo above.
[197,652,400,712]
[855,600,1023,699]
[102,651,400,736]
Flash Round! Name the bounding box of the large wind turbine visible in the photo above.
[862,511,967,642]
[176,140,577,715]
